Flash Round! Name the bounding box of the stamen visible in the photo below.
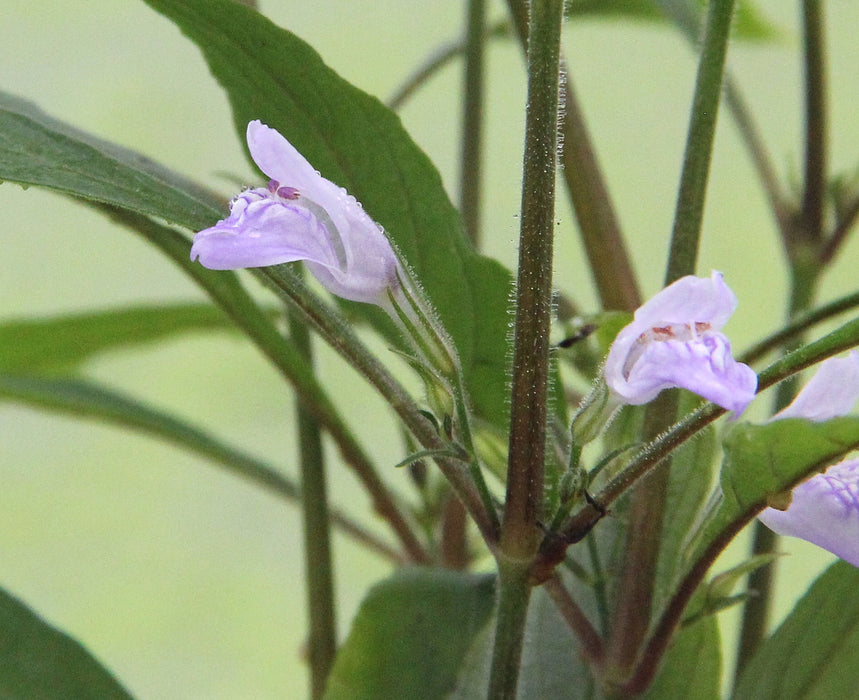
[277,186,300,200]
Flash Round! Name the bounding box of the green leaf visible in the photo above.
[0,373,299,501]
[142,0,514,429]
[654,397,719,610]
[733,561,859,700]
[323,569,495,700]
[449,583,599,699]
[0,91,223,230]
[692,417,859,565]
[0,303,244,374]
[567,0,781,42]
[0,586,133,699]
[642,616,721,700]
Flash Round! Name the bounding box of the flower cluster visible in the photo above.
[191,120,401,305]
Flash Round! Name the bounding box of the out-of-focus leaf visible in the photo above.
[0,303,246,374]
[323,569,495,700]
[0,373,298,500]
[0,586,133,699]
[642,615,721,700]
[0,373,401,560]
[142,0,515,429]
[733,561,859,699]
[654,393,718,611]
[0,90,223,230]
[567,1,781,42]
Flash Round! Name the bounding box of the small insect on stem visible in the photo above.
[558,323,598,348]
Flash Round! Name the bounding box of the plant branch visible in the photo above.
[799,0,827,249]
[739,289,859,365]
[505,0,641,311]
[544,574,604,665]
[258,266,498,547]
[490,1,565,696]
[289,304,337,698]
[664,0,736,283]
[460,0,487,247]
[501,0,563,561]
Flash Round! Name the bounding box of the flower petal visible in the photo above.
[613,333,757,412]
[773,351,859,422]
[190,189,336,270]
[759,458,859,567]
[632,271,737,331]
[604,271,756,412]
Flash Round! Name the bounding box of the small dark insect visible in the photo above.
[557,323,598,348]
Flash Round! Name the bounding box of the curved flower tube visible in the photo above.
[191,120,401,305]
[758,352,859,566]
[604,271,757,413]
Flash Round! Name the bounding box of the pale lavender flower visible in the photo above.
[191,120,401,305]
[758,458,859,567]
[758,352,859,566]
[604,271,757,413]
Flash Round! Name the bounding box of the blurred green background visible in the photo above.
[1,1,858,697]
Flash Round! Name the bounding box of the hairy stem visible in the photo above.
[505,0,641,311]
[490,1,565,696]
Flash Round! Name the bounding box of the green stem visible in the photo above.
[259,266,498,547]
[489,1,564,696]
[604,0,736,685]
[739,289,859,365]
[460,0,486,247]
[664,0,737,283]
[799,0,827,249]
[289,306,337,699]
[502,0,563,561]
[656,0,793,236]
[504,0,641,312]
[487,557,534,700]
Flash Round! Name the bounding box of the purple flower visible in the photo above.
[758,458,859,567]
[758,352,859,566]
[191,120,401,305]
[604,271,757,413]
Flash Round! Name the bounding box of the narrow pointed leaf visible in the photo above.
[0,91,222,230]
[0,303,246,374]
[142,0,514,428]
[323,569,495,700]
[0,586,133,699]
[733,561,859,699]
[0,373,298,500]
[642,616,721,700]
